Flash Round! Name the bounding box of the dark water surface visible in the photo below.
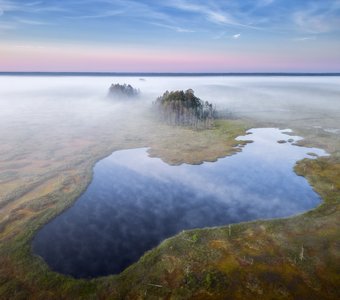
[32,128,328,278]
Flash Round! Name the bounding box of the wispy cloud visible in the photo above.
[292,2,340,34]
[0,0,19,14]
[65,10,123,20]
[207,10,234,25]
[149,22,194,33]
[1,0,340,58]
[0,0,66,14]
[293,36,316,42]
[163,0,263,31]
[163,1,226,24]
[14,18,49,25]
[66,0,195,35]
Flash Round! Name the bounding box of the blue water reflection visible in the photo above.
[32,128,328,278]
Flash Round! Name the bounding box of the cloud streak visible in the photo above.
[292,2,340,34]
[2,0,340,36]
[163,0,262,30]
[14,18,49,25]
[149,22,195,33]
[293,36,316,42]
[65,10,123,20]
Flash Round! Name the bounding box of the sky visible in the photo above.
[0,0,340,72]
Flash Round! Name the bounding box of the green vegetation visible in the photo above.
[148,119,249,165]
[191,233,199,242]
[154,89,217,128]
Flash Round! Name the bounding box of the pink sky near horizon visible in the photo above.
[1,43,339,73]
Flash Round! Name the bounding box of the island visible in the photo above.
[154,89,217,128]
[108,83,140,99]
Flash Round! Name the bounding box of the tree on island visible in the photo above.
[108,83,140,99]
[154,89,217,128]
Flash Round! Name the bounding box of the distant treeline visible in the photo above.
[154,89,217,128]
[108,83,140,99]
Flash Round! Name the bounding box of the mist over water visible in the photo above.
[1,75,340,128]
[32,128,328,278]
[1,75,339,207]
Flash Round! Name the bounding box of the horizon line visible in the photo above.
[1,71,340,77]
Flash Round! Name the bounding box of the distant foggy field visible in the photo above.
[1,75,339,131]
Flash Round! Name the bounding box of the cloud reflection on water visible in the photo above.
[32,128,328,278]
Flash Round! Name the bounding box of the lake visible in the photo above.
[32,128,328,278]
